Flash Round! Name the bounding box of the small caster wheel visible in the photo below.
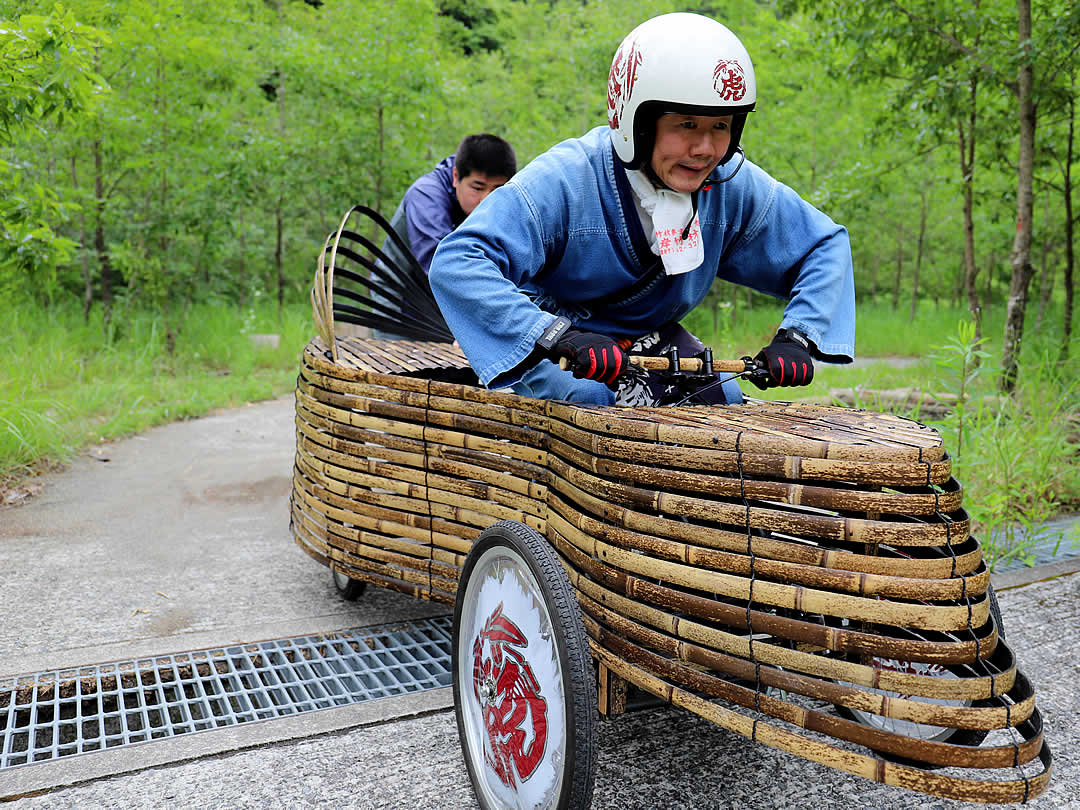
[333,568,367,601]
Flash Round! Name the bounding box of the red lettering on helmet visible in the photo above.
[608,39,643,130]
[713,59,746,102]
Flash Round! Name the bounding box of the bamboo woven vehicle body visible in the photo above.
[292,208,1051,808]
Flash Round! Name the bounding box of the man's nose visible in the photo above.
[689,132,718,158]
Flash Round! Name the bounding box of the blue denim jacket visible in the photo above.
[429,126,855,390]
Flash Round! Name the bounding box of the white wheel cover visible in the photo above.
[458,545,567,809]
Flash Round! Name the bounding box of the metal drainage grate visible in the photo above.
[0,615,453,770]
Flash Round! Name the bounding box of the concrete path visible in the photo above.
[0,395,1076,808]
[0,397,447,676]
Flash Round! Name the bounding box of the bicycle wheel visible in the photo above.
[837,584,1007,752]
[453,520,597,810]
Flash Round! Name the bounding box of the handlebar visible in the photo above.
[557,355,750,374]
[557,350,772,389]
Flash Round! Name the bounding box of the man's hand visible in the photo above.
[753,329,814,389]
[555,329,628,385]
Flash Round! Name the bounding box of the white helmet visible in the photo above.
[607,13,757,169]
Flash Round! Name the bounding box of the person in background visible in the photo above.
[373,133,515,340]
[428,13,854,406]
[384,133,517,276]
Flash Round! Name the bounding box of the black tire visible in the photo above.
[332,568,367,601]
[837,584,1007,761]
[452,520,597,810]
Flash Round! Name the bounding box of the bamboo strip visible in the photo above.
[548,518,998,668]
[575,590,1029,731]
[583,613,1040,769]
[547,510,988,633]
[547,493,988,601]
[546,418,953,486]
[547,433,962,515]
[590,644,1050,804]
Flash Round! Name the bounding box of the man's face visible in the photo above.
[453,169,509,215]
[650,113,733,193]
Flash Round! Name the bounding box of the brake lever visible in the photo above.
[740,355,773,388]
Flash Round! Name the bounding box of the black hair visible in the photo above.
[455,134,517,180]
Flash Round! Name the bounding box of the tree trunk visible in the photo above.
[93,135,113,332]
[275,0,287,319]
[1001,0,1036,393]
[374,103,385,239]
[275,197,284,317]
[1035,192,1054,332]
[1062,81,1075,363]
[158,51,176,357]
[91,47,113,332]
[958,76,983,340]
[910,185,929,322]
[71,154,93,323]
[239,226,248,310]
[891,219,904,312]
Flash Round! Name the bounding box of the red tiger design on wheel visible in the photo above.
[471,603,549,788]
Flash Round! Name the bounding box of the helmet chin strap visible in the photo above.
[714,147,747,184]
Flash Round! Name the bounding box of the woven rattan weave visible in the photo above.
[290,335,1051,804]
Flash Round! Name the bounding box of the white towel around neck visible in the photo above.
[625,168,704,275]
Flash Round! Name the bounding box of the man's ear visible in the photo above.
[451,166,460,188]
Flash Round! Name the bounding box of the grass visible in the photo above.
[4,294,1078,569]
[0,297,313,486]
[688,297,1080,569]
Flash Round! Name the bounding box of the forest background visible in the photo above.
[2,0,1079,566]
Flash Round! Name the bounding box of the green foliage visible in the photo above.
[438,0,502,56]
[0,4,107,135]
[926,322,1080,570]
[0,167,78,295]
[0,4,105,287]
[0,297,311,479]
[929,318,991,454]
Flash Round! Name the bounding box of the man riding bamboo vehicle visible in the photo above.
[429,12,855,406]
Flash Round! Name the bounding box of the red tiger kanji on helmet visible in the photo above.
[713,59,747,102]
[607,38,643,131]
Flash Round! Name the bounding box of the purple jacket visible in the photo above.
[390,155,465,274]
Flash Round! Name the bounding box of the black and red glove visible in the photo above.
[753,329,814,389]
[554,329,628,385]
